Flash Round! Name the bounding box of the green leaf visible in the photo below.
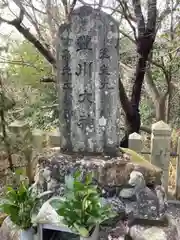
[50,171,117,237]
[73,224,89,237]
[84,173,93,185]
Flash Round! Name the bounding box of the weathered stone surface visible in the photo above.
[155,185,168,217]
[57,6,120,153]
[126,171,161,220]
[0,217,19,240]
[33,153,162,196]
[129,216,179,240]
[107,221,128,240]
[119,186,135,199]
[101,197,125,216]
[151,121,171,193]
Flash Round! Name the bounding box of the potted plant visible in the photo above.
[50,171,116,240]
[0,176,51,240]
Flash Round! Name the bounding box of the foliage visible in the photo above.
[8,40,51,87]
[0,176,36,229]
[0,170,51,229]
[140,95,154,126]
[5,40,59,129]
[0,80,16,170]
[50,171,116,237]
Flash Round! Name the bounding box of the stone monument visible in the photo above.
[57,6,120,154]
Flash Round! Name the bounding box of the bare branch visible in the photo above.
[118,77,133,118]
[0,9,56,67]
[156,0,180,32]
[117,0,137,41]
[119,29,136,43]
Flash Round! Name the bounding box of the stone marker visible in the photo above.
[57,6,120,154]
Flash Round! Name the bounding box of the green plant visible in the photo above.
[50,171,116,237]
[0,174,51,230]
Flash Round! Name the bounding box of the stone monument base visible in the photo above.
[0,151,174,240]
[33,151,162,196]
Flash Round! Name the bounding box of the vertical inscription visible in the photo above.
[61,48,72,90]
[62,65,71,76]
[76,35,92,51]
[99,64,113,89]
[61,36,73,47]
[78,89,92,103]
[99,48,110,59]
[75,34,94,131]
[76,62,92,77]
[77,113,94,129]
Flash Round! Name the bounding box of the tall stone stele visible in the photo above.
[57,6,120,154]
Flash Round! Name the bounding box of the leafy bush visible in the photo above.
[50,171,116,237]
[0,174,50,230]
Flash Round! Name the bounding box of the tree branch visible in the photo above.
[132,0,145,36]
[156,0,180,32]
[119,29,136,43]
[118,0,137,41]
[147,0,157,34]
[118,77,133,119]
[0,10,56,67]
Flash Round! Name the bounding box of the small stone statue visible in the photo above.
[128,171,160,219]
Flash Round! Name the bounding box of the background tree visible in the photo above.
[1,40,58,129]
[0,0,180,146]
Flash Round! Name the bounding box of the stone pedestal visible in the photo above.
[33,152,162,197]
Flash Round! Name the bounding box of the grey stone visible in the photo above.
[33,153,162,199]
[119,187,135,199]
[136,188,159,219]
[57,6,120,154]
[107,221,129,240]
[101,197,125,215]
[128,171,160,220]
[155,185,168,217]
[0,217,20,240]
[129,216,179,240]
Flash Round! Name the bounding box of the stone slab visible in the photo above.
[57,6,120,153]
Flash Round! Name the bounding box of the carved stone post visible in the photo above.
[151,121,171,193]
[32,129,44,152]
[48,129,61,147]
[128,132,142,153]
[176,137,180,199]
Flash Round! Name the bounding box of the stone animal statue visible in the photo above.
[127,171,169,227]
[128,170,160,218]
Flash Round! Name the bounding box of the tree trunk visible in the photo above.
[120,32,154,147]
[155,96,167,122]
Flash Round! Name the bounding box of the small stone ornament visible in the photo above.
[128,171,160,220]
